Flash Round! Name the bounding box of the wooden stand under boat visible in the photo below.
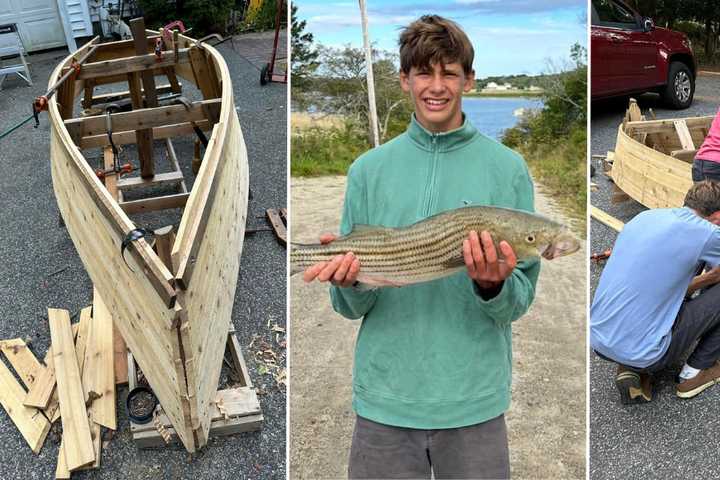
[608,98,712,208]
[47,21,253,453]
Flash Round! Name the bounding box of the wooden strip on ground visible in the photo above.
[84,290,116,430]
[38,322,80,423]
[42,347,61,423]
[57,307,95,478]
[266,209,287,246]
[49,308,95,470]
[56,446,70,480]
[590,206,624,232]
[75,308,93,380]
[0,339,42,388]
[0,357,51,453]
[24,347,57,409]
[1,338,62,423]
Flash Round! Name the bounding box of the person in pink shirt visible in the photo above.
[694,109,720,181]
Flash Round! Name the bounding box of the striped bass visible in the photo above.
[290,205,580,287]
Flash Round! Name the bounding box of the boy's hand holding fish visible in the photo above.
[302,229,518,289]
[302,233,360,287]
[463,230,517,290]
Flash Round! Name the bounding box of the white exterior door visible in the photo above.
[0,0,91,52]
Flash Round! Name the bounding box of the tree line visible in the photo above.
[627,0,720,63]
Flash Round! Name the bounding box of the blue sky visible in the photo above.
[295,0,587,78]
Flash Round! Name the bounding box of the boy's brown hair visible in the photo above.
[684,180,720,216]
[399,15,474,75]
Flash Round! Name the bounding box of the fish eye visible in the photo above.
[525,234,535,243]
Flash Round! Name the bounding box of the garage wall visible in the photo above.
[0,0,91,52]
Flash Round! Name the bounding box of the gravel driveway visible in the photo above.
[590,74,720,480]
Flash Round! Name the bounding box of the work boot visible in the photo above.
[615,364,652,404]
[677,361,720,399]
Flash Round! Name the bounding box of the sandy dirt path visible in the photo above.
[289,176,587,479]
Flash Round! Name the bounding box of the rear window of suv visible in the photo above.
[592,0,639,29]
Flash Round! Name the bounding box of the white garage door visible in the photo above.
[0,0,91,52]
[0,0,65,51]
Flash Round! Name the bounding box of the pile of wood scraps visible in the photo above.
[0,290,123,478]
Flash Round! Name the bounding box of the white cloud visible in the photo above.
[307,12,416,28]
[469,26,563,36]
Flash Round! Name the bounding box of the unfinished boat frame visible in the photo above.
[47,23,249,452]
[608,98,711,208]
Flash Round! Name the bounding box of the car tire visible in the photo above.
[661,62,694,109]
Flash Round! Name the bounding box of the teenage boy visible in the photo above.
[591,181,720,405]
[303,15,539,479]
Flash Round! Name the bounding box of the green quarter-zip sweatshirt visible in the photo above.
[330,114,540,429]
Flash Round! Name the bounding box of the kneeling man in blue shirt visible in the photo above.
[591,180,720,403]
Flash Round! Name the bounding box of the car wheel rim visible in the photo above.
[674,71,691,102]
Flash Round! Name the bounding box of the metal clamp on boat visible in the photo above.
[121,228,155,270]
[94,104,134,181]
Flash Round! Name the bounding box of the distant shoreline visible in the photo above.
[464,91,543,98]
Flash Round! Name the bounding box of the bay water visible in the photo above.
[463,96,543,141]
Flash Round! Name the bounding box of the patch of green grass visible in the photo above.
[518,128,587,235]
[291,126,369,176]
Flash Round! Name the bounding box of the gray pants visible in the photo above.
[348,415,510,479]
[645,282,720,372]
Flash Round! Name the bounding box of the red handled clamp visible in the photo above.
[590,249,612,263]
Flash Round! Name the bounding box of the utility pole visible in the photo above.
[358,0,380,147]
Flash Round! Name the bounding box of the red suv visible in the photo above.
[591,0,696,109]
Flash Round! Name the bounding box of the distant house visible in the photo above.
[528,85,543,91]
[482,82,514,92]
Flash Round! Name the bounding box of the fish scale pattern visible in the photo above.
[291,206,570,286]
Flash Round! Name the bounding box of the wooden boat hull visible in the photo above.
[48,32,249,452]
[609,100,711,209]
